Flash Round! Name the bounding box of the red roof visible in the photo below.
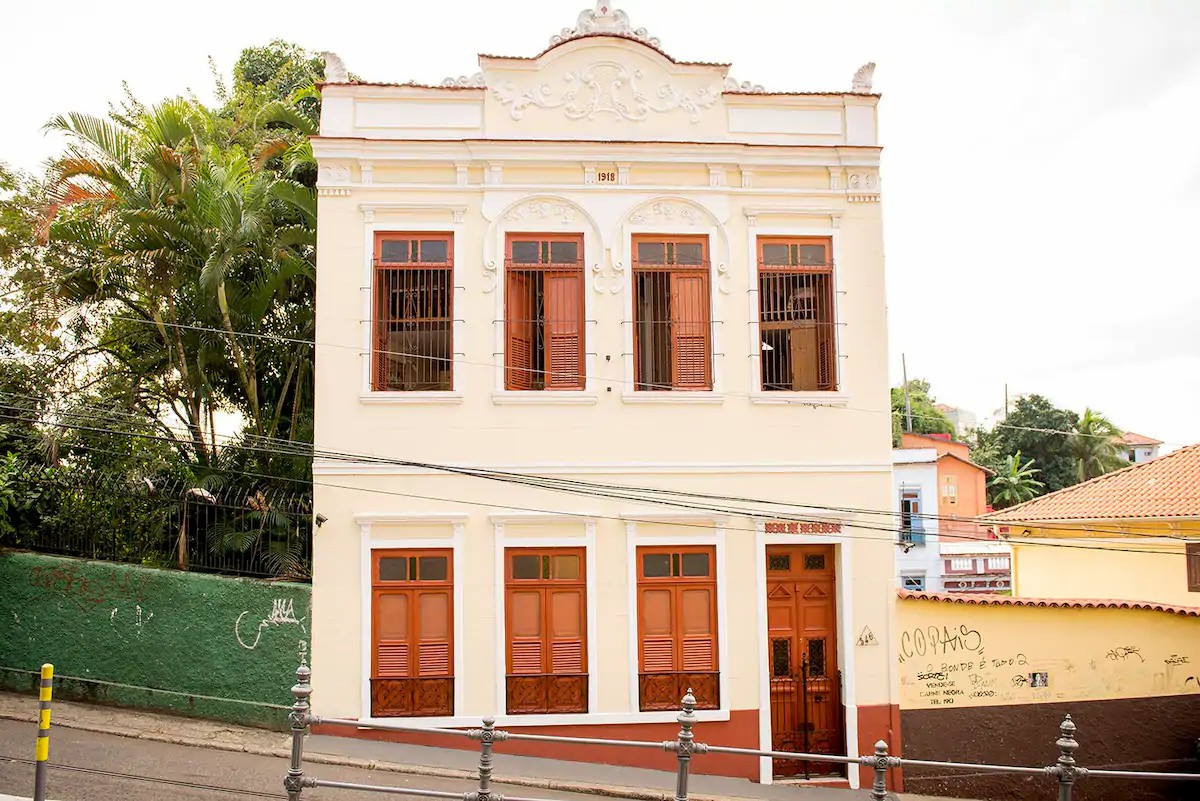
[983,442,1200,522]
[897,589,1200,617]
[1117,431,1163,447]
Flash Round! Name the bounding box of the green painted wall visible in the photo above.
[0,551,310,728]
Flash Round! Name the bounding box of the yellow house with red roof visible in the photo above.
[984,443,1200,606]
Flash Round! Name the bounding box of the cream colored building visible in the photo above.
[311,4,898,786]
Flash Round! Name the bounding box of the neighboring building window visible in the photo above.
[948,557,974,572]
[373,234,454,391]
[632,236,711,390]
[986,556,1010,571]
[505,235,585,390]
[370,549,454,717]
[901,573,926,591]
[1187,543,1200,592]
[941,475,958,504]
[504,548,588,714]
[636,546,719,710]
[899,490,925,545]
[757,237,836,391]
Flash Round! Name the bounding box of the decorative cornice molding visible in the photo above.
[441,73,486,88]
[549,2,661,49]
[846,170,880,202]
[723,76,765,93]
[317,187,351,197]
[851,62,876,93]
[491,61,720,123]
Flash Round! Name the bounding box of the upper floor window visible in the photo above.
[941,475,958,504]
[1187,542,1200,592]
[900,490,925,545]
[505,235,585,390]
[632,237,712,391]
[757,237,836,391]
[373,233,453,392]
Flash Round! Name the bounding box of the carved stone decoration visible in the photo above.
[607,260,625,294]
[441,73,486,88]
[491,62,720,124]
[629,200,701,226]
[851,62,876,93]
[504,200,577,225]
[320,52,349,83]
[716,263,732,294]
[590,262,606,294]
[482,260,498,293]
[723,76,766,93]
[846,170,881,202]
[317,164,351,196]
[549,2,661,49]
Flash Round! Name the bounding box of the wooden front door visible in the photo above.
[765,545,844,777]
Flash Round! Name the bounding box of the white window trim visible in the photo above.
[625,519,729,720]
[358,520,465,723]
[745,224,847,405]
[360,209,466,399]
[615,197,731,400]
[486,195,602,399]
[755,522,859,789]
[492,522,599,720]
[900,572,927,591]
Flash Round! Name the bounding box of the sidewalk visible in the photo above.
[0,691,956,800]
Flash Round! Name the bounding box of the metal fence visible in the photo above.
[0,466,312,579]
[282,662,1200,801]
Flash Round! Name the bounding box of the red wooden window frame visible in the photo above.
[372,232,454,392]
[635,545,719,710]
[631,236,712,391]
[756,236,837,391]
[505,234,586,390]
[504,547,588,714]
[370,548,454,716]
[1187,542,1200,593]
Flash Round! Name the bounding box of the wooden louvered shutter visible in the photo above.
[506,272,534,390]
[508,589,543,675]
[374,592,410,677]
[373,269,391,391]
[1188,543,1200,593]
[670,271,710,389]
[416,589,451,676]
[639,587,677,672]
[546,271,583,389]
[548,587,584,674]
[679,586,716,672]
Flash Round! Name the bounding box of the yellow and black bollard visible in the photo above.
[33,663,53,801]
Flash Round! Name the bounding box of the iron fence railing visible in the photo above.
[282,661,1200,801]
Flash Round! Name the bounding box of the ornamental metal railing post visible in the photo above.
[33,663,54,801]
[1046,714,1085,801]
[284,656,312,801]
[661,688,707,801]
[467,716,507,801]
[861,739,900,801]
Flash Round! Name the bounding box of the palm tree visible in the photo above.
[1069,408,1125,482]
[989,450,1045,509]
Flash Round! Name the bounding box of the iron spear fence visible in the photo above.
[282,663,1199,801]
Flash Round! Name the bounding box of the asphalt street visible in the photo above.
[0,718,610,801]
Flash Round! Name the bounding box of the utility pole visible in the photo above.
[901,354,912,433]
[1004,383,1009,420]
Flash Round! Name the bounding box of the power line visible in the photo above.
[2,408,1190,557]
[3,390,1196,541]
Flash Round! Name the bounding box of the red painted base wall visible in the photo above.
[314,710,762,779]
[856,703,904,791]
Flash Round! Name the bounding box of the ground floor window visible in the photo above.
[901,573,926,592]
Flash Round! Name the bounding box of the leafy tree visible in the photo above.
[1069,408,1125,482]
[988,450,1045,509]
[890,379,955,446]
[985,395,1079,494]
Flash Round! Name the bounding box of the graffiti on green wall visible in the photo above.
[0,551,310,728]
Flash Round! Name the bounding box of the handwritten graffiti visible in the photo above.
[898,624,984,663]
[917,670,948,682]
[109,605,154,632]
[29,564,150,610]
[236,598,307,650]
[1106,646,1145,663]
[1011,674,1029,687]
[1164,654,1190,666]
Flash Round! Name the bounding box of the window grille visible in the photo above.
[757,238,836,391]
[632,237,712,390]
[373,234,453,391]
[505,236,585,390]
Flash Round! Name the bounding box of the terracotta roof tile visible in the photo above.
[983,442,1200,522]
[1117,431,1163,447]
[897,589,1200,617]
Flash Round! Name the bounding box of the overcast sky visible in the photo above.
[4,0,1199,449]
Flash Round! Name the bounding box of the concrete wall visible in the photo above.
[897,594,1200,800]
[0,551,310,727]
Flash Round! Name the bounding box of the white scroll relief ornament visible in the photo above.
[550,3,661,49]
[441,73,485,88]
[723,76,765,93]
[320,52,349,83]
[851,62,876,93]
[492,62,719,124]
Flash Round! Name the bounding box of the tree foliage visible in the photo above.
[988,450,1045,509]
[890,379,954,446]
[1069,407,1125,482]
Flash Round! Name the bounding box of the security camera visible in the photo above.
[315,513,328,527]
